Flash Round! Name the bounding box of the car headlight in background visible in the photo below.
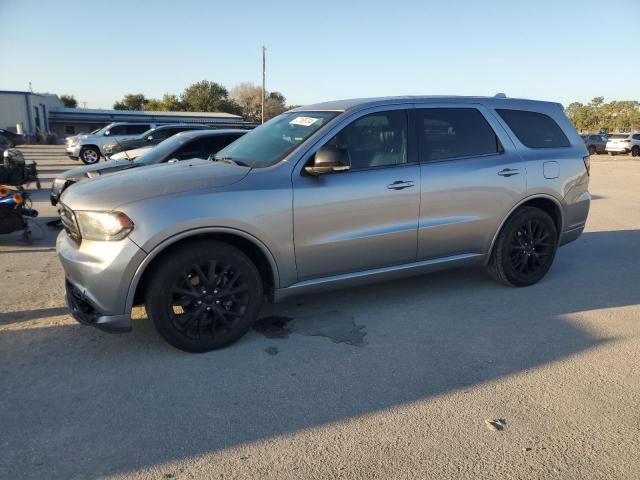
[52,177,66,191]
[75,211,134,241]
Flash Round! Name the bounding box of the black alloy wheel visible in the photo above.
[146,241,263,352]
[488,206,558,287]
[168,260,250,340]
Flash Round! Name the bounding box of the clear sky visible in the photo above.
[1,0,638,109]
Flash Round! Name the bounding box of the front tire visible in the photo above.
[631,146,640,157]
[145,241,263,352]
[487,207,558,287]
[80,146,100,164]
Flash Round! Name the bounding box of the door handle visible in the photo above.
[497,168,520,177]
[387,180,415,190]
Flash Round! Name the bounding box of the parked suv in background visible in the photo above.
[66,122,156,164]
[102,124,210,157]
[580,133,607,155]
[605,133,640,156]
[51,129,246,205]
[57,96,590,352]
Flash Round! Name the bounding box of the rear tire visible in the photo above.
[631,146,639,157]
[145,241,263,352]
[487,207,558,287]
[80,146,100,164]
[588,145,596,155]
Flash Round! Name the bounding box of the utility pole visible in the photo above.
[261,46,266,124]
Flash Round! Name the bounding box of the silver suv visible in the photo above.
[66,122,155,164]
[57,96,591,352]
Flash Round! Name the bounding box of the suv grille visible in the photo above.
[59,203,81,243]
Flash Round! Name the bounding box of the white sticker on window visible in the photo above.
[289,116,319,127]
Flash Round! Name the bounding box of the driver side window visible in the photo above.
[323,110,407,170]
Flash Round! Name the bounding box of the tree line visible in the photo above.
[112,80,288,123]
[565,97,640,133]
[60,80,292,123]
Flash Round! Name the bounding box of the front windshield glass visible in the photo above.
[134,134,191,165]
[215,111,340,168]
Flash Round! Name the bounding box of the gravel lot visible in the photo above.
[1,146,639,479]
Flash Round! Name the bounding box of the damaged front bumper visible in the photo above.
[66,280,131,332]
[57,230,146,334]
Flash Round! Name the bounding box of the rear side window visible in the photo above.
[414,108,501,162]
[633,134,640,141]
[126,124,151,135]
[497,109,569,148]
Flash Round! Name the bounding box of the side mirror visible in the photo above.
[167,158,179,163]
[304,146,351,176]
[147,135,153,141]
[104,130,111,136]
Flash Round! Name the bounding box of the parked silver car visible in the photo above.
[66,122,156,164]
[57,96,591,352]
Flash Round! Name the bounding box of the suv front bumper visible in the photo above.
[66,144,80,159]
[57,230,147,332]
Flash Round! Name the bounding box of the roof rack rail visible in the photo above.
[494,93,507,99]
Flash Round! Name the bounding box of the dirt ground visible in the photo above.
[1,146,639,479]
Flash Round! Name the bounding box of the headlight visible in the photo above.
[104,145,113,153]
[75,211,134,241]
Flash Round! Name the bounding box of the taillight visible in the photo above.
[583,155,590,176]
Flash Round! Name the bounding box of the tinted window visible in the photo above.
[126,124,151,135]
[497,109,569,148]
[633,134,640,140]
[323,110,407,170]
[106,125,127,136]
[173,138,206,160]
[414,108,501,162]
[201,136,229,158]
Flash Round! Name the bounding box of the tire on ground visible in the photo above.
[487,206,558,287]
[145,240,263,352]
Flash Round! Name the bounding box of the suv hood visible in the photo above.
[60,159,251,211]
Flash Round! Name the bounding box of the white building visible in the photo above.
[0,90,63,138]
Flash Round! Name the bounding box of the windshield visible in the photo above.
[215,111,340,168]
[134,134,192,165]
[137,127,155,139]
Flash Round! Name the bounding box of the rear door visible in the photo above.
[414,105,526,260]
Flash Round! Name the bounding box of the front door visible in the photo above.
[293,109,420,280]
[413,106,526,260]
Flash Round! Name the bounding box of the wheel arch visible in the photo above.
[487,194,564,262]
[127,228,280,311]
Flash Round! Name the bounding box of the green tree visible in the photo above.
[113,93,148,111]
[60,94,77,108]
[181,80,231,112]
[145,94,187,112]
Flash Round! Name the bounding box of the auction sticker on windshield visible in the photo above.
[289,116,319,127]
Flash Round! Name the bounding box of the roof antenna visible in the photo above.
[494,92,507,99]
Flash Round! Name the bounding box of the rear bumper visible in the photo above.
[605,146,629,153]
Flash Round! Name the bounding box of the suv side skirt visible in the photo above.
[273,252,485,303]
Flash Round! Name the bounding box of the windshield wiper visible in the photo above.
[214,156,249,167]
